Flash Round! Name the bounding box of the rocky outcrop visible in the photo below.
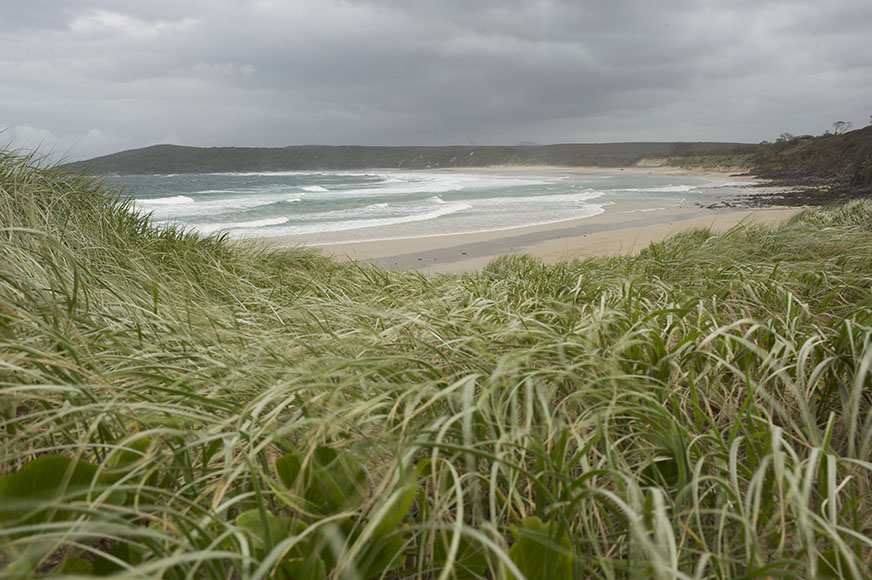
[754,126,872,188]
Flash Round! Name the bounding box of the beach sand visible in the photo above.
[262,166,802,274]
[302,207,802,274]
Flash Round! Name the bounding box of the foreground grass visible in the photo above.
[1,150,870,579]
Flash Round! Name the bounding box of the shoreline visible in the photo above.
[298,207,802,274]
[426,163,754,180]
[256,164,799,274]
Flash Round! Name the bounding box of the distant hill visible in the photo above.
[60,131,872,202]
[61,142,751,175]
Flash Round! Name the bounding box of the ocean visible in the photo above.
[108,170,757,246]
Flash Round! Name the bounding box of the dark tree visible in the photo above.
[832,121,853,135]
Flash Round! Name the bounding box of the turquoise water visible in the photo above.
[109,170,756,245]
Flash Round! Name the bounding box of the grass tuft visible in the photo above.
[1,149,871,578]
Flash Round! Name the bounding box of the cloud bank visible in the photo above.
[1,0,869,160]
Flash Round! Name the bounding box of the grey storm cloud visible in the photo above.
[1,0,870,160]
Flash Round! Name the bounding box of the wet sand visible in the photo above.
[295,206,802,274]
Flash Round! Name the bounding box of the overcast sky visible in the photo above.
[2,0,870,160]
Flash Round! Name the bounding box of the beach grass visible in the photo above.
[1,149,871,578]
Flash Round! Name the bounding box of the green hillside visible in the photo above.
[2,150,871,578]
[755,126,872,190]
[61,142,752,174]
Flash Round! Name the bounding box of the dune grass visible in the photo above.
[1,149,870,579]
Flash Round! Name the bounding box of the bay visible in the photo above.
[108,169,756,245]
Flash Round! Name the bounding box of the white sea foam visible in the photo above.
[329,172,551,197]
[622,185,695,193]
[333,182,462,197]
[293,201,423,223]
[197,216,290,235]
[313,204,608,246]
[226,202,473,238]
[300,185,328,192]
[138,195,195,206]
[207,171,327,177]
[471,191,604,208]
[136,194,297,218]
[198,185,311,195]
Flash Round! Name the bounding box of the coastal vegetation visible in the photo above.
[60,142,750,175]
[753,125,872,192]
[2,149,872,578]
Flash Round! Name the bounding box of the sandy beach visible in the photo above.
[305,206,801,274]
[261,165,802,274]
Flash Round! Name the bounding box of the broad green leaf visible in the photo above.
[237,509,329,579]
[0,456,102,525]
[641,455,680,488]
[106,437,153,472]
[432,530,489,579]
[92,542,143,576]
[280,554,327,580]
[507,517,572,580]
[357,532,408,580]
[372,475,417,539]
[276,448,368,515]
[236,508,294,547]
[275,453,303,490]
[817,549,861,580]
[314,446,338,465]
[0,455,99,500]
[59,556,93,575]
[105,436,159,487]
[307,448,367,515]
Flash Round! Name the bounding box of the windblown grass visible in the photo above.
[1,149,870,578]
